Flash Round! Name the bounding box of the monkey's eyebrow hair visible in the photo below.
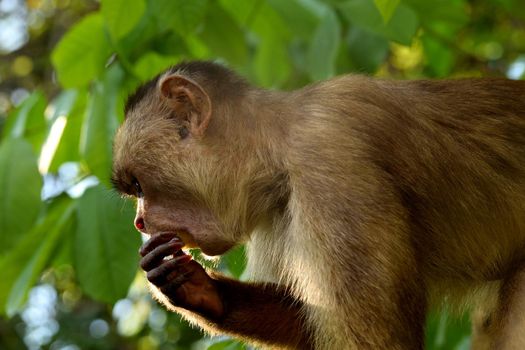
[110,175,127,193]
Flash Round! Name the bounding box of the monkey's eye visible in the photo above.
[132,178,144,198]
[179,126,189,139]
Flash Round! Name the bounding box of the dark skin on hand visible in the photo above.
[139,232,224,319]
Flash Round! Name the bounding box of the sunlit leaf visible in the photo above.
[134,53,180,81]
[47,91,86,173]
[307,8,341,81]
[0,138,42,254]
[48,90,77,123]
[374,0,400,23]
[101,0,145,39]
[75,185,140,303]
[51,14,111,88]
[80,65,123,186]
[178,38,206,63]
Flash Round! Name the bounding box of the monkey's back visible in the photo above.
[291,77,525,284]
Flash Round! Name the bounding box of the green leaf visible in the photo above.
[422,35,455,77]
[133,53,180,81]
[6,198,75,316]
[307,8,341,81]
[374,0,400,23]
[217,0,260,27]
[426,311,471,350]
[200,2,248,66]
[266,0,319,38]
[254,38,291,87]
[75,185,140,303]
[151,0,208,36]
[101,0,146,39]
[208,339,246,350]
[218,0,291,85]
[346,26,389,73]
[339,0,419,45]
[385,4,420,45]
[2,91,47,153]
[222,245,246,279]
[0,138,42,253]
[48,90,77,123]
[38,90,78,174]
[116,2,163,56]
[0,196,73,315]
[403,0,467,35]
[51,14,111,88]
[80,65,123,186]
[47,91,86,173]
[222,0,291,43]
[184,35,211,59]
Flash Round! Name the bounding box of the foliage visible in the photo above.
[0,0,523,349]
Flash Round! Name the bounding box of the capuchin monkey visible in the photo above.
[112,61,525,349]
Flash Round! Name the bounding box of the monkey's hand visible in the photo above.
[139,232,224,319]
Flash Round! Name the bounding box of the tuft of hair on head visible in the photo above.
[124,60,249,116]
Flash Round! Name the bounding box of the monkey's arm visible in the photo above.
[203,276,310,348]
[140,233,311,349]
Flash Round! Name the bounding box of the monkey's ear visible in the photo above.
[159,75,212,138]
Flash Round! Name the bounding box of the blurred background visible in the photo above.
[0,0,523,349]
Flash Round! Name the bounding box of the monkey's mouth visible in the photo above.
[141,229,200,250]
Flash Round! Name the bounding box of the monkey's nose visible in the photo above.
[135,217,145,231]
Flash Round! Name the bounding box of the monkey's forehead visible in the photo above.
[114,109,180,159]
[125,75,164,115]
[124,89,164,121]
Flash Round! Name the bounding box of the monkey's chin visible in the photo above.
[199,242,236,257]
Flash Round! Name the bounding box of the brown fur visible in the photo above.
[113,61,525,349]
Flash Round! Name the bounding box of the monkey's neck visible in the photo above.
[240,89,295,167]
[222,89,294,233]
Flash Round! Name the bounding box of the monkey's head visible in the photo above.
[112,61,281,256]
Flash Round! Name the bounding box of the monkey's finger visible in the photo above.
[140,232,182,256]
[146,255,193,285]
[140,239,185,271]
